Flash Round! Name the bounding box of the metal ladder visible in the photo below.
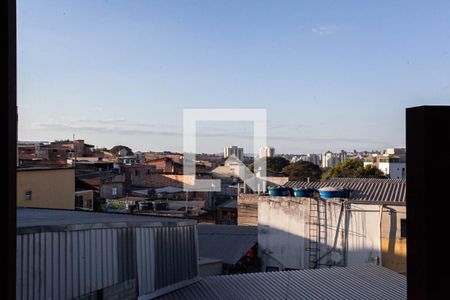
[307,198,327,269]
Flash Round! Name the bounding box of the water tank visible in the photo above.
[268,186,292,196]
[318,187,347,199]
[293,187,315,198]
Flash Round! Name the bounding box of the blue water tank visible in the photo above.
[318,187,347,199]
[293,187,315,198]
[268,186,292,196]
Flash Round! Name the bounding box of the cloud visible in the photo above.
[31,117,386,152]
[33,120,181,137]
[312,25,337,36]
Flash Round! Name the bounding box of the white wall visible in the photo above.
[258,196,382,271]
[379,162,406,179]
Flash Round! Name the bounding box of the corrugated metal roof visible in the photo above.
[284,177,406,203]
[156,265,406,300]
[155,186,184,193]
[17,208,195,233]
[198,225,257,265]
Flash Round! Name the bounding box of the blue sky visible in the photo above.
[18,0,450,154]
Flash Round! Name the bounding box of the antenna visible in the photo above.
[72,133,76,167]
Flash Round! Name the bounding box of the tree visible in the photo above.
[109,145,134,156]
[282,161,322,181]
[53,139,71,144]
[266,157,290,172]
[246,157,289,173]
[321,159,387,181]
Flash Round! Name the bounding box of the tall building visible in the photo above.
[305,153,321,166]
[224,146,244,161]
[339,150,348,163]
[259,146,275,158]
[322,151,340,168]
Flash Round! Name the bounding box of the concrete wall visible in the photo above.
[239,193,406,273]
[75,190,94,210]
[258,196,348,271]
[101,182,124,199]
[17,168,75,209]
[198,258,223,276]
[237,194,258,226]
[381,205,407,273]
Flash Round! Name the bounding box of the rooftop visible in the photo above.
[76,171,120,180]
[17,208,195,234]
[284,177,406,204]
[156,265,406,300]
[17,165,74,171]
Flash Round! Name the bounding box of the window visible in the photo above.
[25,191,32,200]
[401,219,407,238]
[112,187,118,196]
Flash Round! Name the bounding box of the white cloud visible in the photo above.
[312,25,337,36]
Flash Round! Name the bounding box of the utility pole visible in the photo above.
[72,133,76,167]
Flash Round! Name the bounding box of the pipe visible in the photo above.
[378,204,383,266]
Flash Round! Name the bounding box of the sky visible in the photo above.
[17,0,450,154]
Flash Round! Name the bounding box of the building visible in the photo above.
[17,166,75,210]
[364,148,406,179]
[75,189,94,210]
[224,146,244,161]
[156,264,406,299]
[259,146,275,158]
[291,153,321,166]
[144,151,183,163]
[145,157,183,173]
[238,178,407,273]
[339,149,348,162]
[18,139,96,167]
[118,155,141,165]
[16,208,198,299]
[76,171,126,209]
[321,151,341,168]
[121,164,157,187]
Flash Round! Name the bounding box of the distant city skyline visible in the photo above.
[18,1,450,153]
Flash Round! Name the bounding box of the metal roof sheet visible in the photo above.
[197,225,257,265]
[17,208,195,234]
[156,265,406,300]
[284,177,406,203]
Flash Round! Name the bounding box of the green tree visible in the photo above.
[248,157,290,173]
[109,145,134,156]
[282,161,322,181]
[264,157,290,173]
[321,159,387,181]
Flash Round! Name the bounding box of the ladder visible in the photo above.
[307,198,327,269]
